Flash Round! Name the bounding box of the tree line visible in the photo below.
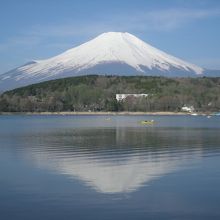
[0,75,220,112]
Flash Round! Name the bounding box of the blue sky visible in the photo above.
[0,0,220,73]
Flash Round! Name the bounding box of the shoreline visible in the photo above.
[0,111,210,116]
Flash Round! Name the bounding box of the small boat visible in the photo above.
[140,120,155,125]
[191,113,198,116]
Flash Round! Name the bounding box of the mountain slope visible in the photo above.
[0,32,204,91]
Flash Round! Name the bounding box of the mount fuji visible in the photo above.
[0,32,205,91]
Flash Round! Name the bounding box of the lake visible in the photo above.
[0,115,220,220]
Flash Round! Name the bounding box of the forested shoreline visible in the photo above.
[0,75,220,112]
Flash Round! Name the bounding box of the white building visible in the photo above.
[181,105,195,113]
[116,94,148,102]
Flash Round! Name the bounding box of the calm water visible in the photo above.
[0,115,220,220]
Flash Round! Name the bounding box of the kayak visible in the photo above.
[140,120,155,125]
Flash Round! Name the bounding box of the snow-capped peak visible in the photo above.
[0,32,204,91]
[38,31,203,74]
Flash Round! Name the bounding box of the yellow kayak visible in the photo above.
[140,120,155,125]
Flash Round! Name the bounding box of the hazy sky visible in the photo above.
[0,0,220,73]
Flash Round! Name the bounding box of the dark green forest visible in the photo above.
[0,75,220,112]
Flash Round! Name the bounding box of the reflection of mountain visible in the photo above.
[31,151,183,194]
[24,127,203,194]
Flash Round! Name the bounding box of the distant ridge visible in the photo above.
[1,75,220,113]
[0,32,206,91]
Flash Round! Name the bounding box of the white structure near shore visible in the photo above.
[116,94,148,102]
[181,105,195,113]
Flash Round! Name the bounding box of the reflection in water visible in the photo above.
[30,148,183,194]
[1,116,220,220]
[23,127,206,194]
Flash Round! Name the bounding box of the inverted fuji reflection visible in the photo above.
[24,128,203,194]
[31,151,186,194]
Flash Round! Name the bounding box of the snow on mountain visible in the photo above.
[0,32,204,91]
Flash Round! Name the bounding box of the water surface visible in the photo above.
[0,115,220,219]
